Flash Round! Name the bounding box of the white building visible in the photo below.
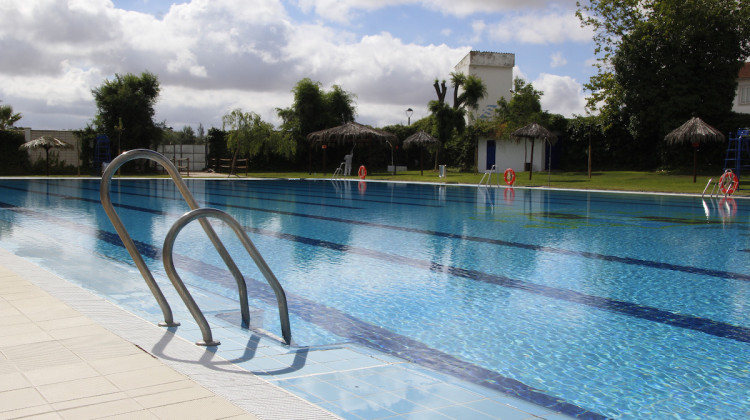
[734,62,750,114]
[454,51,546,173]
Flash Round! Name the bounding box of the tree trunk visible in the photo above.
[528,139,535,180]
[420,147,424,176]
[588,138,592,179]
[433,81,447,104]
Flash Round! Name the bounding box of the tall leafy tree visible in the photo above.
[577,0,750,166]
[493,78,564,172]
[276,78,356,166]
[223,109,292,166]
[277,79,357,140]
[92,72,162,152]
[494,77,544,135]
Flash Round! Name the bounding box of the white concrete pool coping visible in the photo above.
[0,247,338,419]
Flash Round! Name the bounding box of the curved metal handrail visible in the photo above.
[163,208,292,346]
[100,149,250,327]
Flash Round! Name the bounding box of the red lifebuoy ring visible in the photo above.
[504,168,516,186]
[719,170,739,195]
[358,165,367,179]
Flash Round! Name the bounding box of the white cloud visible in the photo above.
[420,0,562,17]
[550,52,567,68]
[533,73,587,117]
[295,0,577,20]
[479,9,592,44]
[0,0,594,131]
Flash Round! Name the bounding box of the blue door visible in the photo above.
[486,140,496,170]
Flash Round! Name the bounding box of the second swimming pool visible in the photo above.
[0,178,748,419]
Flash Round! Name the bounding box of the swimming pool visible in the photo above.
[0,178,748,419]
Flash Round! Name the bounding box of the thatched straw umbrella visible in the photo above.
[307,122,397,174]
[403,130,438,176]
[665,116,725,183]
[307,122,397,144]
[511,122,554,181]
[19,135,73,176]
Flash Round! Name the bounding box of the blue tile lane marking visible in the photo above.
[22,181,750,283]
[193,178,709,211]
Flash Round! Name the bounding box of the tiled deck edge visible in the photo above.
[0,247,339,420]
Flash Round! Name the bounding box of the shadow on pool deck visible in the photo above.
[0,248,335,419]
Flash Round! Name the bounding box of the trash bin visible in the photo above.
[439,165,446,178]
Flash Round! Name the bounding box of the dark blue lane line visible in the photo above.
[117,185,750,282]
[244,225,750,344]
[114,178,448,208]
[3,195,748,344]
[0,201,606,419]
[26,178,363,212]
[88,180,366,211]
[199,178,710,211]
[9,182,750,284]
[202,179,476,206]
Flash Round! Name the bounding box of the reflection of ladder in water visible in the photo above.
[478,164,501,187]
[93,134,111,175]
[100,149,291,346]
[723,128,750,188]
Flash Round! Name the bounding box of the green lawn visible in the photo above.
[211,168,747,197]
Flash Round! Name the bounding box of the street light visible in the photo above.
[406,108,413,125]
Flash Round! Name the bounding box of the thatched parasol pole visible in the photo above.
[511,123,554,182]
[403,131,439,176]
[19,136,73,176]
[665,117,725,183]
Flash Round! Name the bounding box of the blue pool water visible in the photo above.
[0,178,748,419]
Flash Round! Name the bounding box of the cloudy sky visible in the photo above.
[0,0,596,131]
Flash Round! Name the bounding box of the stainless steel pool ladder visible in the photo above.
[332,162,345,179]
[479,165,501,187]
[702,178,719,198]
[100,149,292,346]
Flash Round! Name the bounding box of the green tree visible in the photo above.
[276,78,357,169]
[73,124,98,174]
[206,127,228,169]
[0,130,29,175]
[577,0,750,167]
[223,109,293,168]
[92,72,162,152]
[428,72,487,168]
[0,102,22,130]
[494,78,544,135]
[493,78,544,170]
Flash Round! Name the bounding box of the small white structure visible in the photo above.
[454,51,546,174]
[734,62,750,114]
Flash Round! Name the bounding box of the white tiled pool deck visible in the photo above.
[0,248,573,419]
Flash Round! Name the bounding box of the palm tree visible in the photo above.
[429,73,488,169]
[0,103,22,130]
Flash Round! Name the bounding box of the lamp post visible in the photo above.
[406,108,413,125]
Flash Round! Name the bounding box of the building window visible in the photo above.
[741,86,750,104]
